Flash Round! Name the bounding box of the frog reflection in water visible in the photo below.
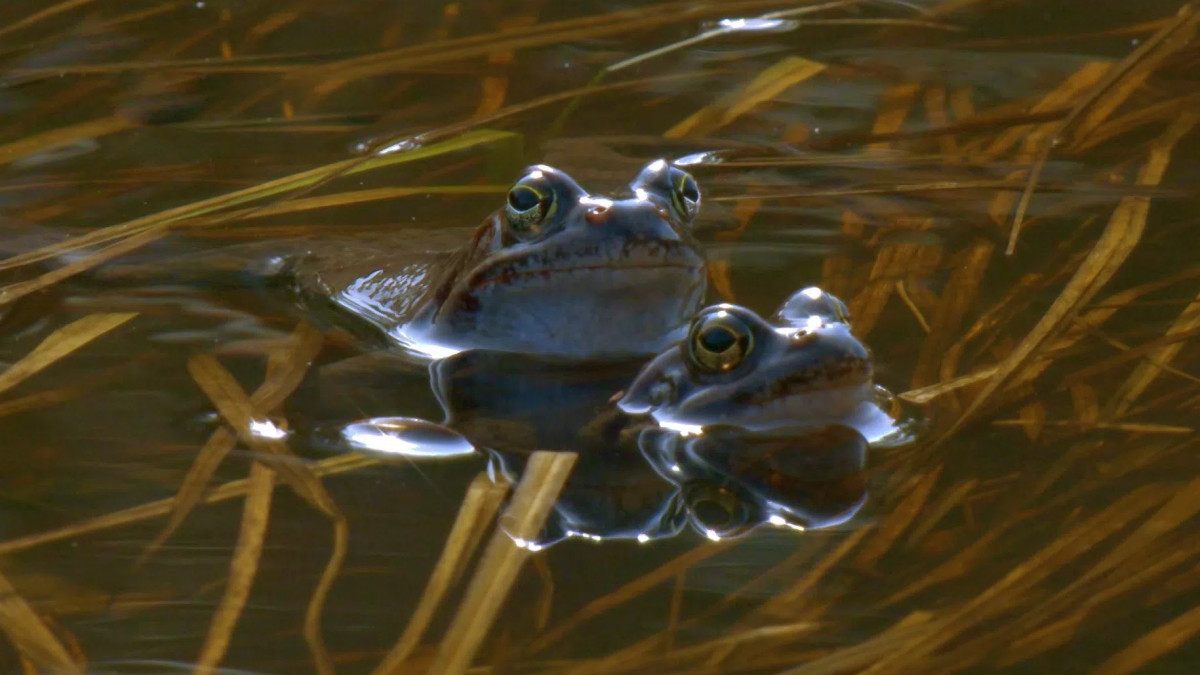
[292,160,707,358]
[358,287,904,546]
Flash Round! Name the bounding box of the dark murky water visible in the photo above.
[2,1,1199,673]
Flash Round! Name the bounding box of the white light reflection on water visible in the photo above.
[338,417,475,459]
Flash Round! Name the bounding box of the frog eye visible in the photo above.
[687,309,753,373]
[505,178,554,236]
[684,483,755,538]
[671,168,701,220]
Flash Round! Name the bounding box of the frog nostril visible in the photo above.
[585,204,611,225]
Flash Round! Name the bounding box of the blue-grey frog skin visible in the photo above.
[292,160,708,359]
[617,287,901,443]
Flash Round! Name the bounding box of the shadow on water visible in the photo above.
[2,0,1200,673]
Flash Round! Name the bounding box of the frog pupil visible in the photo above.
[699,326,736,353]
[508,186,541,212]
[693,498,732,526]
[681,176,699,203]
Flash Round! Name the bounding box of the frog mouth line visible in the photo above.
[471,259,702,290]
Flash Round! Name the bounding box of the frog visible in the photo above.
[617,286,904,445]
[289,159,708,359]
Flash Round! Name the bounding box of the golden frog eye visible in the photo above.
[688,309,753,373]
[671,168,700,221]
[505,178,554,236]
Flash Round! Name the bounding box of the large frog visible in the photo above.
[290,160,707,358]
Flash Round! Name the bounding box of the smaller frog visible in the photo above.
[618,287,901,443]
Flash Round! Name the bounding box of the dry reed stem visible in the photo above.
[0,570,81,673]
[195,462,275,673]
[373,473,510,675]
[427,452,577,675]
[938,111,1199,444]
[0,313,136,396]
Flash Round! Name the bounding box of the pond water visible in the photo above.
[1,1,1199,673]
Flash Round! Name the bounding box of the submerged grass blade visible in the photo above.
[145,322,323,562]
[0,313,136,396]
[373,473,509,674]
[1092,604,1200,675]
[938,112,1199,444]
[0,454,376,557]
[664,56,826,139]
[428,451,577,675]
[0,570,81,673]
[195,462,274,674]
[0,129,517,276]
[305,514,347,675]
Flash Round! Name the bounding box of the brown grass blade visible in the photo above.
[528,540,733,657]
[1008,4,1199,253]
[1092,604,1200,675]
[780,611,934,675]
[187,352,338,516]
[937,111,1199,445]
[866,83,920,152]
[305,514,347,675]
[145,322,323,563]
[1068,3,1200,147]
[0,129,515,275]
[0,0,100,38]
[0,570,82,673]
[853,469,942,569]
[821,210,865,300]
[911,242,994,388]
[373,473,510,674]
[0,454,376,556]
[0,229,164,308]
[195,462,275,674]
[847,223,931,338]
[0,117,134,168]
[1106,288,1200,417]
[861,485,1168,673]
[0,313,136,396]
[664,56,826,139]
[427,451,577,675]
